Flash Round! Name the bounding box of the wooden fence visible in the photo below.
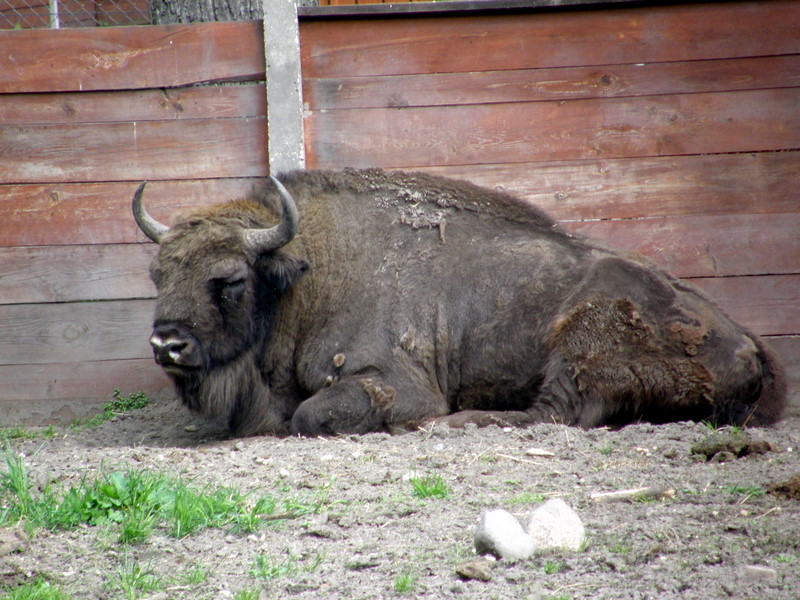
[0,0,798,424]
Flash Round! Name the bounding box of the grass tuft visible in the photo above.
[80,389,150,429]
[409,473,449,499]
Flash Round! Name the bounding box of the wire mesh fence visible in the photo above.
[1,0,152,29]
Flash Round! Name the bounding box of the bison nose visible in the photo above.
[149,324,202,369]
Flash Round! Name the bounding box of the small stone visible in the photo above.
[527,498,585,551]
[233,441,245,452]
[474,509,536,561]
[741,565,778,583]
[332,353,346,368]
[455,559,493,582]
[525,448,555,457]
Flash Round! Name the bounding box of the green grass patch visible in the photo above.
[393,568,417,594]
[78,389,150,429]
[409,473,449,499]
[249,551,324,582]
[0,448,330,543]
[505,491,546,505]
[1,580,70,600]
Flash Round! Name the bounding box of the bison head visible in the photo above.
[132,178,308,433]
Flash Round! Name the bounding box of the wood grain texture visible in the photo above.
[300,1,800,78]
[563,213,800,279]
[0,179,264,248]
[305,88,800,168]
[0,117,268,184]
[0,358,169,409]
[0,300,155,365]
[415,151,800,222]
[0,21,265,93]
[305,54,800,110]
[0,84,266,126]
[688,275,800,337]
[0,244,156,304]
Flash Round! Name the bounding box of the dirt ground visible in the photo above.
[2,397,799,600]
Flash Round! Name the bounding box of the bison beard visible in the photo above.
[133,169,787,436]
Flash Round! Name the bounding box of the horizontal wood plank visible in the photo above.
[688,275,800,337]
[2,152,797,248]
[300,1,800,78]
[0,179,263,248]
[3,211,796,305]
[0,244,156,305]
[0,272,794,369]
[305,54,800,110]
[306,88,800,168]
[0,299,155,365]
[0,117,269,184]
[0,359,171,426]
[766,335,800,415]
[0,84,266,126]
[563,213,800,279]
[0,21,265,93]
[416,151,800,222]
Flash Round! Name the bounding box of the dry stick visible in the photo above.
[590,486,674,503]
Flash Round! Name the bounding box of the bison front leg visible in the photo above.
[291,376,403,436]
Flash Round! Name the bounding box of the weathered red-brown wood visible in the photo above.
[0,179,262,248]
[768,336,800,412]
[0,117,268,184]
[1,212,795,306]
[687,275,800,337]
[563,213,800,279]
[416,151,800,222]
[0,84,266,126]
[306,88,800,168]
[305,54,800,110]
[0,21,265,93]
[0,299,155,365]
[0,244,156,305]
[0,359,171,425]
[300,1,800,78]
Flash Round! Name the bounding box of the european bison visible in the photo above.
[133,169,786,436]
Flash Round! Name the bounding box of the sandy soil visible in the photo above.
[2,397,799,600]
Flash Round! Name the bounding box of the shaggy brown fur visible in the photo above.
[136,168,786,436]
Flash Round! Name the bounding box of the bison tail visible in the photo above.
[741,337,788,427]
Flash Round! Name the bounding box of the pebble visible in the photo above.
[527,498,585,551]
[455,558,493,582]
[474,509,536,561]
[525,448,555,458]
[741,565,778,583]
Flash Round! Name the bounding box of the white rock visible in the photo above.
[474,509,536,561]
[526,498,585,551]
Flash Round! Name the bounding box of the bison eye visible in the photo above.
[213,277,247,307]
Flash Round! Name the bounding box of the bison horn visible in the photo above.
[132,182,169,243]
[243,175,299,253]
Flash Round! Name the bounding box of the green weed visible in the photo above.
[1,579,70,600]
[393,568,417,594]
[79,389,150,429]
[505,491,546,505]
[111,559,161,600]
[249,551,323,582]
[543,559,565,575]
[409,473,449,499]
[0,448,330,543]
[233,588,262,600]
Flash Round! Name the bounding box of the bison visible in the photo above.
[133,169,786,436]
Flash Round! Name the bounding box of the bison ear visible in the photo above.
[257,252,309,295]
